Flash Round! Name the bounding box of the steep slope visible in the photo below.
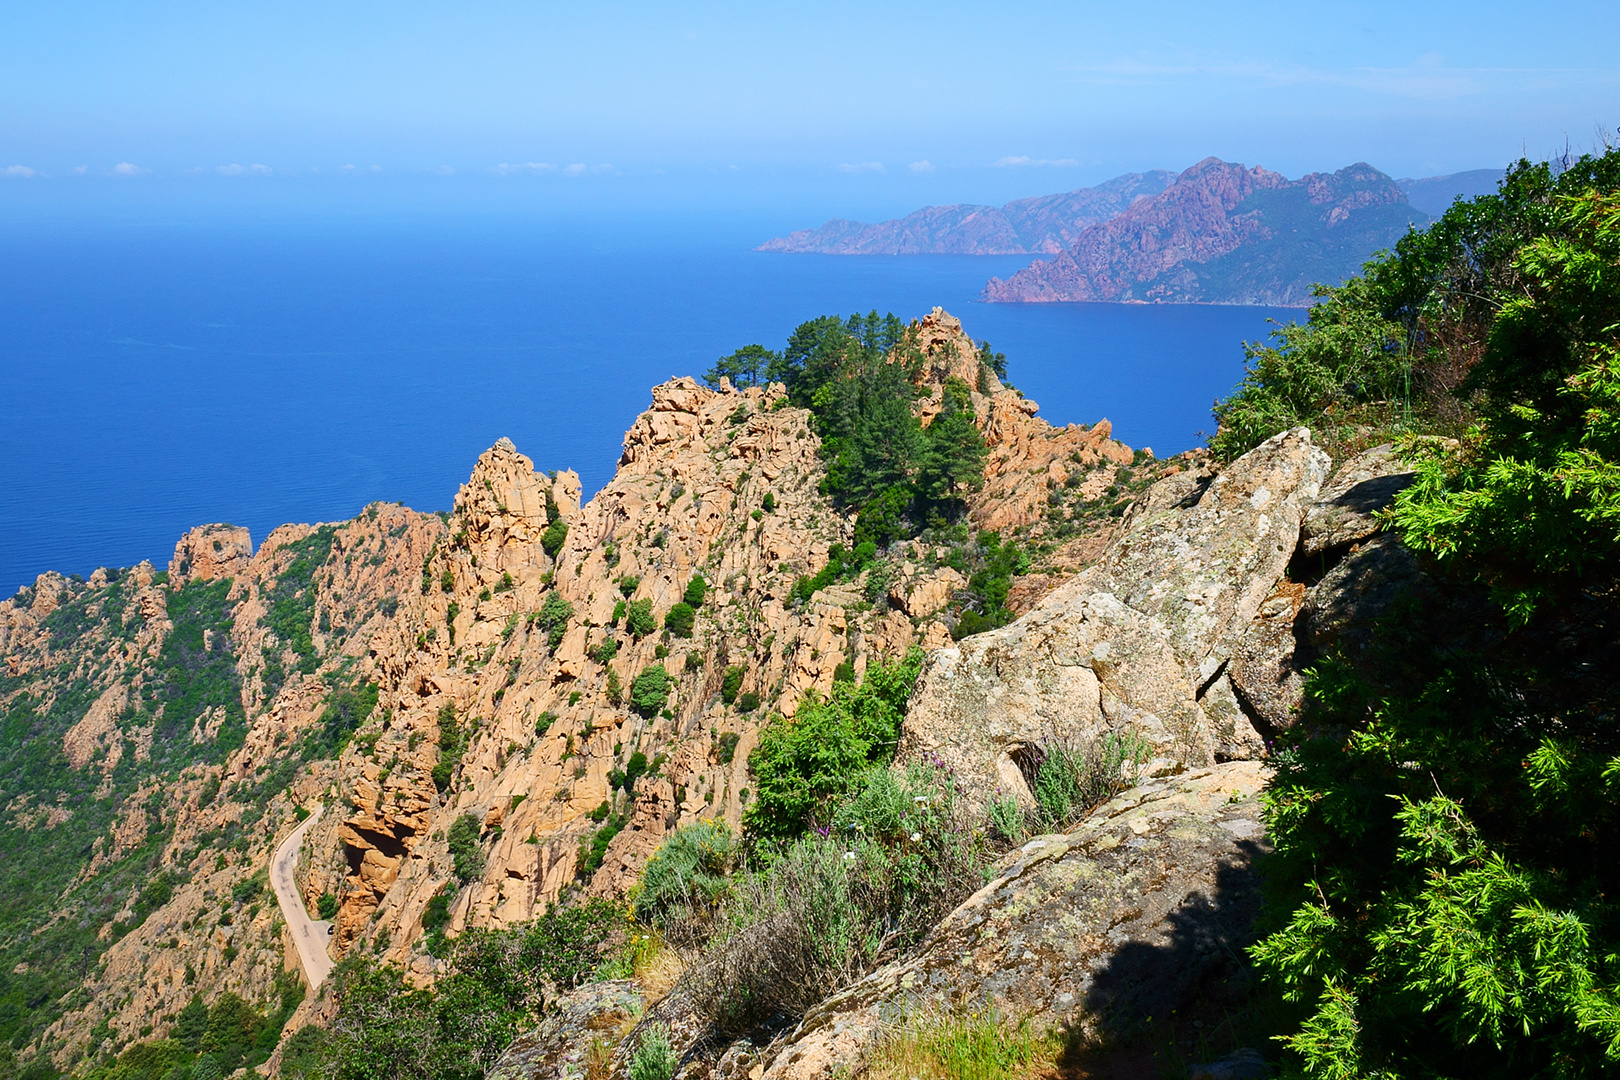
[757,171,1174,255]
[983,159,1426,305]
[0,308,1151,1074]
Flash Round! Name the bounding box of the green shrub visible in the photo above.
[536,593,573,650]
[535,711,557,737]
[663,602,696,639]
[540,519,568,558]
[612,599,627,625]
[737,691,760,713]
[625,598,657,638]
[618,575,640,597]
[717,731,740,765]
[743,648,922,840]
[1027,731,1149,833]
[447,813,485,883]
[761,492,776,513]
[720,666,744,704]
[630,666,671,718]
[683,576,707,607]
[628,1024,677,1080]
[592,636,619,663]
[634,821,738,935]
[316,893,339,920]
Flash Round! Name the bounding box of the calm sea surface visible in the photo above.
[0,213,1297,595]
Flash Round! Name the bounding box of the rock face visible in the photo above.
[757,171,1175,255]
[1300,442,1415,559]
[488,981,644,1080]
[899,428,1330,805]
[983,159,1425,306]
[169,523,254,586]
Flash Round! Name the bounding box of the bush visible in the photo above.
[625,598,657,638]
[720,665,745,704]
[663,602,696,639]
[683,761,983,1037]
[744,648,922,840]
[1027,730,1149,832]
[592,636,619,663]
[634,821,738,937]
[736,691,760,714]
[628,1024,677,1080]
[717,731,740,765]
[630,666,671,718]
[535,593,573,651]
[446,813,485,883]
[683,576,707,607]
[540,519,568,558]
[316,893,339,920]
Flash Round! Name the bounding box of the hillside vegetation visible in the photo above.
[1218,146,1620,1076]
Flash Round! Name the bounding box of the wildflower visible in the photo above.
[843,851,857,861]
[909,832,921,842]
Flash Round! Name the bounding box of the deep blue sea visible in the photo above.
[0,212,1297,596]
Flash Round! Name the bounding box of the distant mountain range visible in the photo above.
[761,160,1505,306]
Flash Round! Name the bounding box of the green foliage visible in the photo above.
[916,378,988,519]
[717,731,741,765]
[720,666,744,705]
[259,527,336,697]
[307,679,379,759]
[684,759,984,1037]
[663,602,696,639]
[591,635,619,663]
[625,598,657,638]
[635,821,738,929]
[704,344,778,389]
[949,531,1029,639]
[760,491,776,513]
[618,575,641,597]
[578,813,627,878]
[790,541,875,605]
[628,1024,678,1080]
[630,666,672,718]
[540,519,568,558]
[1026,731,1149,832]
[433,703,463,792]
[1250,157,1620,1073]
[683,576,707,607]
[1391,185,1620,622]
[743,647,923,840]
[736,691,760,713]
[1210,278,1410,462]
[534,711,557,736]
[447,813,485,883]
[535,592,574,650]
[316,892,339,920]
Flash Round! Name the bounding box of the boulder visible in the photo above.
[488,980,643,1080]
[1226,585,1311,734]
[898,429,1329,803]
[1300,443,1415,559]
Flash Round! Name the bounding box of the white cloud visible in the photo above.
[561,163,616,177]
[835,161,886,175]
[370,164,382,172]
[908,160,935,173]
[71,165,87,175]
[111,162,149,177]
[494,161,556,175]
[993,156,1079,168]
[2,165,39,179]
[216,163,271,176]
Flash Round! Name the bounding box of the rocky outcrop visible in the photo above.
[757,171,1175,255]
[169,523,254,586]
[489,981,644,1080]
[1300,442,1416,559]
[984,159,1425,306]
[899,428,1329,804]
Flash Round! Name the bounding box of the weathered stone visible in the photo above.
[169,523,253,587]
[750,762,1271,1080]
[1301,442,1415,559]
[1227,584,1311,734]
[487,980,644,1080]
[1200,671,1267,761]
[1304,534,1434,662]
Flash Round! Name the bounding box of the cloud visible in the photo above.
[494,161,556,175]
[908,160,935,173]
[835,161,886,175]
[71,165,87,175]
[993,156,1079,168]
[111,162,149,177]
[562,163,616,177]
[1056,54,1618,102]
[3,165,39,179]
[216,163,271,176]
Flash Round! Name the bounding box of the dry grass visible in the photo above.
[863,1009,1059,1080]
[630,930,686,1000]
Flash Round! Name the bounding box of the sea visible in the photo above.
[0,208,1298,597]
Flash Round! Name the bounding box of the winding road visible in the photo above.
[271,805,334,990]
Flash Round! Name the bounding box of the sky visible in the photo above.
[1,0,1618,219]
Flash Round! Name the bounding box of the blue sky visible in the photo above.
[2,0,1617,217]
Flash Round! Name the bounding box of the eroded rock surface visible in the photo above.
[900,429,1329,804]
[489,981,644,1080]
